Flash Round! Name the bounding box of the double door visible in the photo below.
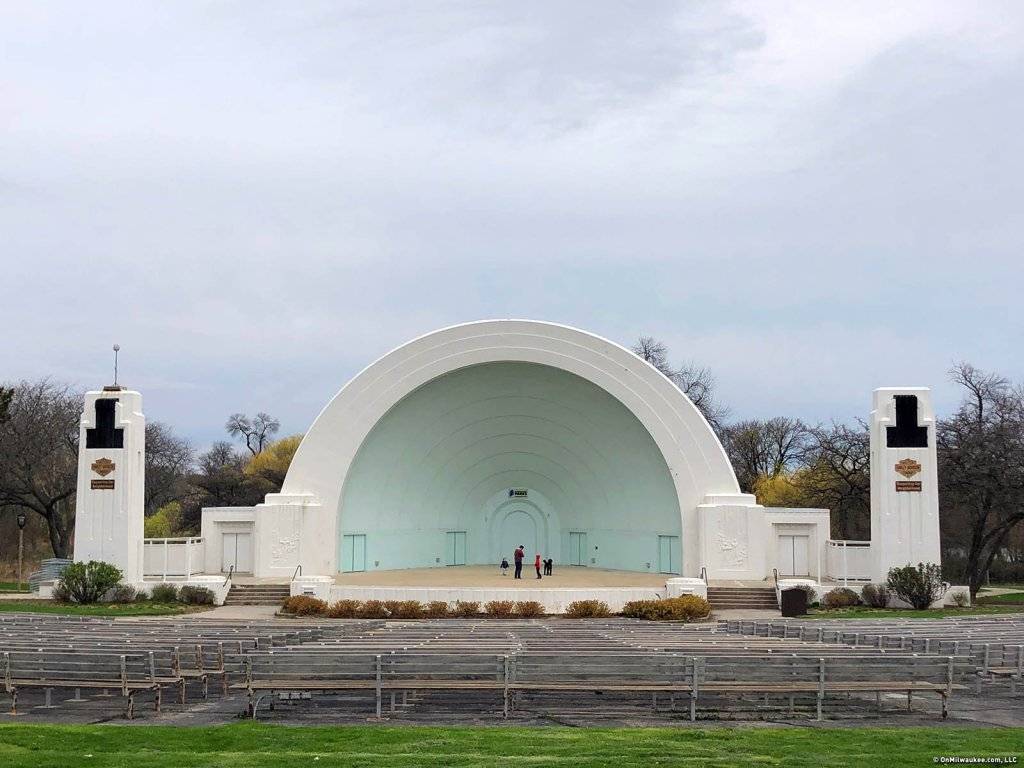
[221,532,252,574]
[446,531,467,566]
[341,534,367,572]
[568,531,587,566]
[777,535,810,576]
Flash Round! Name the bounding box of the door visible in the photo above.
[658,535,680,574]
[341,534,367,573]
[500,511,537,562]
[778,535,810,576]
[446,531,467,566]
[221,532,253,573]
[568,531,587,566]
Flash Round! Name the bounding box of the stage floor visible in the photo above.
[334,565,669,588]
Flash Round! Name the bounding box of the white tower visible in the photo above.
[869,387,941,581]
[73,386,146,582]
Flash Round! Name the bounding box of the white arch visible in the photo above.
[278,320,745,576]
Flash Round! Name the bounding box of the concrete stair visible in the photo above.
[224,583,291,606]
[707,586,779,611]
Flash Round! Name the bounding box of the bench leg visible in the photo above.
[66,688,86,703]
[941,693,948,720]
[689,694,696,722]
[37,687,57,710]
[816,696,822,721]
[203,676,209,699]
[876,691,881,712]
[126,692,135,720]
[503,688,509,718]
[907,690,912,712]
[7,689,17,716]
[180,680,187,706]
[155,687,162,714]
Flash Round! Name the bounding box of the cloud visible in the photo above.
[1,1,1022,445]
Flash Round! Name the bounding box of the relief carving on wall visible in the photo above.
[269,508,300,568]
[716,510,748,568]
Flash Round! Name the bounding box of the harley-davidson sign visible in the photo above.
[894,459,921,479]
[91,458,116,477]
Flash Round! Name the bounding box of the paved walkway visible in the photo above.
[334,565,669,588]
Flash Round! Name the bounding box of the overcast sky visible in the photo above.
[2,1,1022,448]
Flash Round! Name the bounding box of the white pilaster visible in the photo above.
[73,388,145,582]
[869,387,941,581]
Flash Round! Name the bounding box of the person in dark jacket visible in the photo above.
[513,546,524,579]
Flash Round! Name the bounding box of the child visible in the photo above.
[500,558,509,576]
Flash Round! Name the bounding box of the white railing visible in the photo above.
[143,537,205,580]
[825,539,872,586]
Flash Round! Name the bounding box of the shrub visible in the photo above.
[563,600,612,618]
[51,583,71,603]
[383,600,403,617]
[951,590,970,608]
[103,584,137,603]
[514,600,544,617]
[484,600,515,617]
[393,600,424,619]
[424,601,450,618]
[58,561,124,604]
[822,587,861,609]
[453,600,481,618]
[861,583,889,609]
[178,585,215,605]
[134,589,150,603]
[326,599,361,618]
[149,583,180,603]
[357,600,389,618]
[282,595,328,616]
[887,562,945,610]
[622,596,711,621]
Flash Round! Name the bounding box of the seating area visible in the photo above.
[723,616,1024,693]
[0,613,990,723]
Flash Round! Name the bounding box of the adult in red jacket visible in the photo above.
[513,546,524,579]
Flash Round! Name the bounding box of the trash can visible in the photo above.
[780,587,808,617]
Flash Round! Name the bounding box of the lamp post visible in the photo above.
[16,512,27,591]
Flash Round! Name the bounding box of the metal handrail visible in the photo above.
[699,566,708,585]
[223,564,235,587]
[292,564,302,580]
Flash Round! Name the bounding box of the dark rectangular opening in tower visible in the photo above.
[885,394,928,448]
[85,398,124,449]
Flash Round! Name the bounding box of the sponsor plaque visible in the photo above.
[894,458,922,478]
[895,480,922,492]
[91,479,115,490]
[91,457,116,477]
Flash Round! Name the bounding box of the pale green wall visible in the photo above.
[338,361,681,573]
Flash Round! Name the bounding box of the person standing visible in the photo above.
[535,552,542,579]
[513,545,524,579]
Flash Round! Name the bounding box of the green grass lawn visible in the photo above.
[977,591,1024,605]
[0,581,30,593]
[0,724,1020,768]
[0,600,203,617]
[806,605,1024,619]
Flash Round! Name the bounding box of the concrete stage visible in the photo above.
[334,566,669,589]
[305,566,686,613]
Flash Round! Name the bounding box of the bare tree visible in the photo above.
[938,362,1024,597]
[145,421,194,515]
[225,412,280,455]
[798,422,872,540]
[632,336,729,430]
[722,417,812,493]
[0,387,12,423]
[0,380,80,558]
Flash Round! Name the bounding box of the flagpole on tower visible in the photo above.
[113,344,120,387]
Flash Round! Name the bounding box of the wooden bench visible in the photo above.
[2,650,160,718]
